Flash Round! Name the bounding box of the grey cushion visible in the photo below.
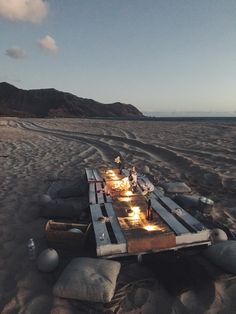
[40,197,88,218]
[203,240,236,274]
[173,194,200,210]
[53,257,121,303]
[160,182,191,193]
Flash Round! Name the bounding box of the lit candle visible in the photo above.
[131,206,140,220]
[143,225,163,232]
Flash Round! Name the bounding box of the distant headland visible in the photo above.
[0,82,143,119]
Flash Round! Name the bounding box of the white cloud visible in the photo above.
[38,35,58,53]
[5,47,27,59]
[0,0,48,23]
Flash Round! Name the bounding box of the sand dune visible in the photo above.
[0,117,236,313]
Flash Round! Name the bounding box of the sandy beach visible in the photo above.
[1,117,236,313]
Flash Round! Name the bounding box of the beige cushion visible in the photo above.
[53,257,121,303]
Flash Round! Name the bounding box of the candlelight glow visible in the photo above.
[131,206,140,213]
[118,197,131,202]
[109,176,131,192]
[131,206,140,220]
[127,209,134,217]
[124,190,133,196]
[120,178,130,190]
[111,174,119,180]
[107,170,119,180]
[144,225,163,232]
[133,214,140,220]
[113,181,121,189]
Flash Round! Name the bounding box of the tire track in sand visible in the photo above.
[19,120,235,195]
[18,121,119,165]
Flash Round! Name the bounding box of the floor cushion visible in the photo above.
[53,257,121,303]
[160,181,191,193]
[203,240,236,274]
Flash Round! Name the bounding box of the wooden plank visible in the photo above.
[89,183,96,204]
[152,187,165,199]
[158,197,205,232]
[137,177,146,191]
[90,204,128,256]
[151,198,189,235]
[122,169,129,177]
[85,168,96,182]
[176,229,210,245]
[137,176,152,188]
[137,176,155,196]
[90,204,112,256]
[105,194,112,203]
[93,169,103,182]
[90,204,111,246]
[127,232,176,253]
[104,203,126,246]
[96,182,105,204]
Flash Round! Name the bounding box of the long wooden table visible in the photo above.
[87,168,211,257]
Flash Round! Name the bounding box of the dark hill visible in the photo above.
[0,82,143,118]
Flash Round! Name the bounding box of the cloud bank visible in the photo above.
[5,47,26,59]
[38,35,58,53]
[0,0,48,23]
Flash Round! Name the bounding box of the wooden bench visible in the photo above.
[88,168,211,257]
[90,203,127,256]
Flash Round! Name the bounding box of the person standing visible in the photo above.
[114,156,123,174]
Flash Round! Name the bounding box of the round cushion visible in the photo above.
[37,248,59,272]
[143,165,150,174]
[68,228,83,234]
[210,228,228,244]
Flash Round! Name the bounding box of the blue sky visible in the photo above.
[0,0,235,113]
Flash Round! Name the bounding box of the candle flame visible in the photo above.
[118,197,131,202]
[144,225,163,232]
[107,170,119,180]
[124,190,133,196]
[130,206,140,220]
[131,206,140,213]
[133,214,140,220]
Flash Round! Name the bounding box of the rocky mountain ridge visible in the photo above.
[0,82,143,118]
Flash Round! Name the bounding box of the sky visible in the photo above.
[0,0,236,113]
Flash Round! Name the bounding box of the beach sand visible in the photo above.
[0,117,236,313]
